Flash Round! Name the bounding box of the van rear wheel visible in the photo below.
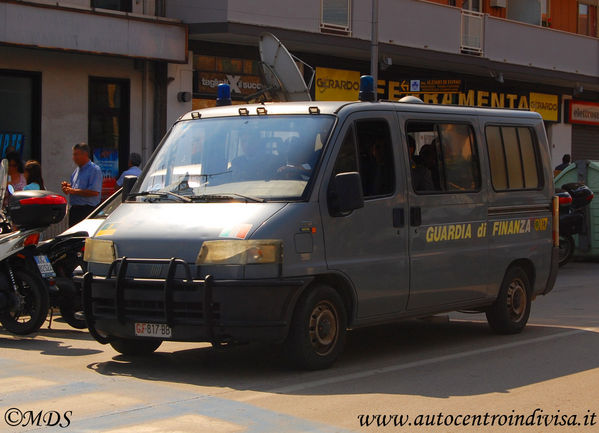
[285,284,347,370]
[109,338,162,356]
[486,267,531,334]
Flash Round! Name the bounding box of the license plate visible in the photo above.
[34,255,56,278]
[134,322,172,338]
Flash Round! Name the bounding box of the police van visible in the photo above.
[81,77,559,370]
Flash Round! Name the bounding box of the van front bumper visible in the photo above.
[80,257,309,344]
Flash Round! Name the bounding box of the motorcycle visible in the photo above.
[0,160,68,335]
[35,231,88,329]
[557,182,594,267]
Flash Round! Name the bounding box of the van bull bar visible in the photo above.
[80,257,308,345]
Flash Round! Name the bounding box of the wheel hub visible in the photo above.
[507,279,527,322]
[309,301,338,356]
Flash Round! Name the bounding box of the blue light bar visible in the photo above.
[216,83,232,106]
[359,75,376,102]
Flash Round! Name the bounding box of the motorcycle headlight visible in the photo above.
[196,240,282,265]
[84,238,117,264]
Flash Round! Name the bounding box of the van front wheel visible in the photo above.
[109,338,162,356]
[285,284,347,370]
[486,267,531,334]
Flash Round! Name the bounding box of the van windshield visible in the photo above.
[135,115,335,202]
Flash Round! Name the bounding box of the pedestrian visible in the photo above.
[6,151,26,192]
[116,152,143,187]
[23,160,45,190]
[61,143,102,227]
[554,153,571,176]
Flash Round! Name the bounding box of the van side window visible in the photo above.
[407,122,481,193]
[356,120,395,198]
[485,126,541,191]
[331,125,358,177]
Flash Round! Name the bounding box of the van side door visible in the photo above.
[319,111,410,319]
[402,115,489,311]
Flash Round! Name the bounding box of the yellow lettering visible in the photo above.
[389,81,401,99]
[491,92,505,108]
[492,222,500,236]
[465,224,472,239]
[448,225,456,240]
[477,91,489,107]
[424,94,438,104]
[513,220,520,234]
[426,227,434,242]
[440,225,447,241]
[518,96,529,109]
[459,90,475,106]
[441,93,453,105]
[506,94,518,108]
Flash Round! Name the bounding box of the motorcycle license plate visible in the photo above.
[134,322,172,338]
[34,255,56,278]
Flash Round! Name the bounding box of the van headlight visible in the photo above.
[196,240,282,265]
[84,238,117,264]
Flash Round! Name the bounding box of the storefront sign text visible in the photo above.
[315,67,360,101]
[569,100,599,126]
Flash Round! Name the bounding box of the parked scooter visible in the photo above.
[557,182,594,266]
[35,231,88,329]
[0,160,67,335]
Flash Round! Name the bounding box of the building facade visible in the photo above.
[0,0,190,200]
[166,0,599,168]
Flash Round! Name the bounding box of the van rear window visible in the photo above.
[485,126,541,191]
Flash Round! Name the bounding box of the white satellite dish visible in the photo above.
[258,33,313,102]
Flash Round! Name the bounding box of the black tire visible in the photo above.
[486,267,531,334]
[558,235,574,267]
[109,338,162,355]
[59,302,86,329]
[285,284,347,370]
[0,267,49,335]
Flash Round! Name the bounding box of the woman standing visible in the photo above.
[6,152,27,192]
[23,160,45,191]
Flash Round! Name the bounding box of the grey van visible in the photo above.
[81,99,558,369]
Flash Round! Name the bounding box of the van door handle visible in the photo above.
[392,208,405,228]
[410,207,422,227]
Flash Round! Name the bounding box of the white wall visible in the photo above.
[546,95,572,168]
[0,46,151,195]
[166,51,194,129]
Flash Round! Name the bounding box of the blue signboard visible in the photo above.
[0,132,25,158]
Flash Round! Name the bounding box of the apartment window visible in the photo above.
[463,0,481,12]
[578,3,598,37]
[407,122,481,193]
[91,0,132,12]
[485,126,541,191]
[541,0,551,26]
[321,0,351,34]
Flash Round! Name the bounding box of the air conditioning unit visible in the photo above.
[490,0,507,7]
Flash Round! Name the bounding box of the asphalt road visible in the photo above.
[1,262,598,433]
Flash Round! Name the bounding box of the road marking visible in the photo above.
[238,327,591,401]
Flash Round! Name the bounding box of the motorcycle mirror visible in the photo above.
[7,185,14,195]
[0,159,7,205]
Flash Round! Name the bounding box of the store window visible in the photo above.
[407,122,481,193]
[192,54,263,108]
[541,0,551,27]
[485,126,541,191]
[0,70,40,161]
[578,3,598,37]
[321,0,351,33]
[91,0,132,12]
[88,78,130,199]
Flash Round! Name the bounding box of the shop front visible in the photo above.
[567,100,599,161]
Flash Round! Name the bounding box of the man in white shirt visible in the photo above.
[116,153,142,187]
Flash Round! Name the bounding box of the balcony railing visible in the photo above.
[461,10,484,55]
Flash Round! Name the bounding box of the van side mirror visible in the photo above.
[122,175,138,201]
[329,172,364,215]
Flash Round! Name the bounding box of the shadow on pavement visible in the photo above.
[86,320,599,398]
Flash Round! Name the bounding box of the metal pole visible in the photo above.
[370,0,379,101]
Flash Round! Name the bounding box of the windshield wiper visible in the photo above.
[189,193,265,203]
[128,191,192,203]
